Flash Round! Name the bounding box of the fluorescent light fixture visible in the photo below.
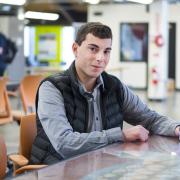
[127,0,154,4]
[0,0,26,6]
[113,0,125,2]
[83,0,100,5]
[25,11,59,21]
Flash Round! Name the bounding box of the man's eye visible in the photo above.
[104,50,110,54]
[90,47,97,52]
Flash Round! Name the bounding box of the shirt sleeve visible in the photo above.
[38,81,124,159]
[121,82,180,136]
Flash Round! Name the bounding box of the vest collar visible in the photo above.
[67,61,118,93]
[68,61,105,91]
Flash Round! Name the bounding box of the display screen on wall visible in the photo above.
[120,23,148,62]
[38,33,57,60]
[35,26,61,66]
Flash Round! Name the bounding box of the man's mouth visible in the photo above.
[92,65,102,69]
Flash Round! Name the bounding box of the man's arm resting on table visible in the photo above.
[122,125,180,142]
[121,82,180,137]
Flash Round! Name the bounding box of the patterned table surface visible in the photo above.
[14,135,180,180]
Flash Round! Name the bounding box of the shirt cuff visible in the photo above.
[169,123,180,136]
[105,127,124,144]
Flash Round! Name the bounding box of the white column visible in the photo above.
[7,17,25,82]
[148,0,169,100]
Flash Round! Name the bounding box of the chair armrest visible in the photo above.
[7,91,18,97]
[9,154,29,166]
[16,164,47,175]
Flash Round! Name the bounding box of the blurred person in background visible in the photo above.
[0,32,8,76]
[0,32,17,76]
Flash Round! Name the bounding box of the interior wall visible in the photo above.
[0,16,25,82]
[0,17,9,36]
[7,17,25,82]
[88,3,180,89]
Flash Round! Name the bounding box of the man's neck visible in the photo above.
[78,76,96,92]
[75,62,98,92]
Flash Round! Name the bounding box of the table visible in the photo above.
[14,135,180,180]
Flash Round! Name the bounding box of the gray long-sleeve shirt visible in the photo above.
[38,80,180,159]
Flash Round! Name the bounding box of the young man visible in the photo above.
[31,22,180,165]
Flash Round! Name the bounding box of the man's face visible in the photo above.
[73,33,112,81]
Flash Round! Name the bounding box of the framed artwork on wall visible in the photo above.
[120,23,148,62]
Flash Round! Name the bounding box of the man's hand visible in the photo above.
[175,126,180,137]
[123,125,149,142]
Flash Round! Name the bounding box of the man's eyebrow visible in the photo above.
[106,47,112,51]
[88,44,112,50]
[88,44,99,48]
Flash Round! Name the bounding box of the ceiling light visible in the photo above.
[25,11,59,21]
[127,0,154,4]
[83,0,100,5]
[113,0,125,2]
[0,0,26,6]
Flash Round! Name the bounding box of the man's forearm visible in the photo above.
[54,127,122,159]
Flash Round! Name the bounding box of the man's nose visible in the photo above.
[96,52,104,61]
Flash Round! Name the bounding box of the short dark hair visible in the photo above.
[75,22,112,45]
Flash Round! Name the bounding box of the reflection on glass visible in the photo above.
[120,23,148,62]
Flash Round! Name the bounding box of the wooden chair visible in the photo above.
[0,78,13,125]
[12,74,44,122]
[0,135,7,179]
[20,74,44,114]
[9,114,47,175]
[0,76,18,97]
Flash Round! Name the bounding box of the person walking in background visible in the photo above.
[0,32,17,76]
[0,33,8,76]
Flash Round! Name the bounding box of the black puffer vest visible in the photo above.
[30,62,124,165]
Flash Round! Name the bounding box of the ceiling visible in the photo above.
[0,0,180,26]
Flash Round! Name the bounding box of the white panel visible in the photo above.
[148,1,169,99]
[61,26,75,70]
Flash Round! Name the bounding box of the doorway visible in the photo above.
[168,23,176,90]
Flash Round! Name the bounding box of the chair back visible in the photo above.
[0,78,12,125]
[20,75,44,114]
[19,114,37,160]
[0,135,7,179]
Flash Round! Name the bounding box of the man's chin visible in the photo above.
[90,72,102,78]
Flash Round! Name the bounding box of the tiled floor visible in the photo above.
[1,90,180,155]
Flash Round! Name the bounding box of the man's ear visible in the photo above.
[72,42,78,57]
